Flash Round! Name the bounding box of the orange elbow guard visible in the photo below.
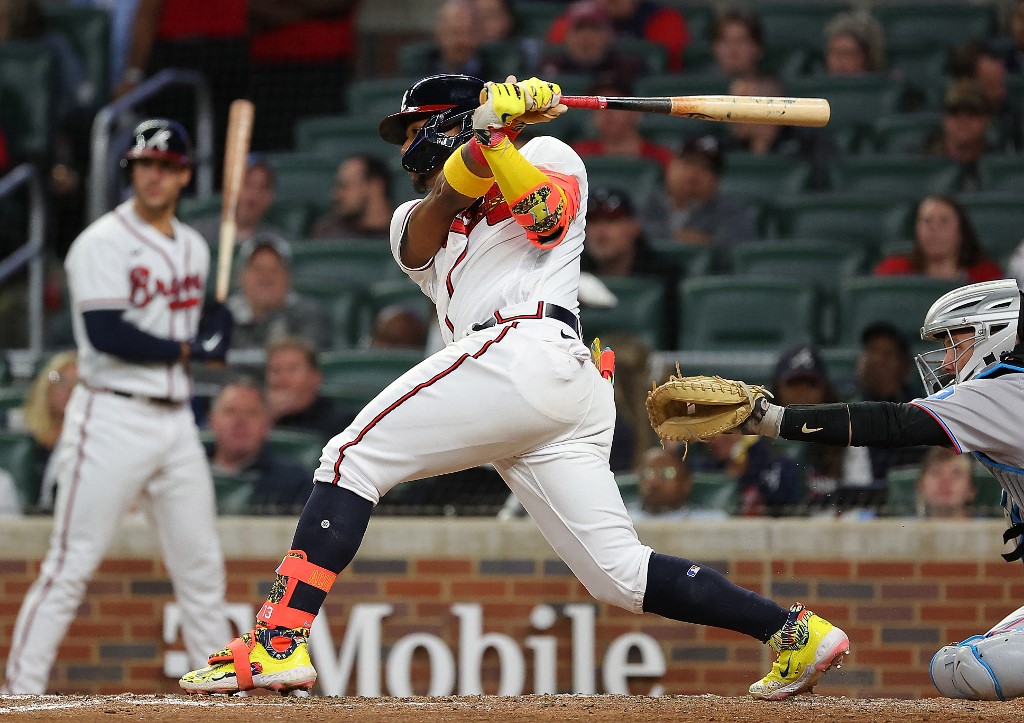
[511,181,569,248]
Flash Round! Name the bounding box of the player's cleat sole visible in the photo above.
[749,603,851,701]
[179,626,316,695]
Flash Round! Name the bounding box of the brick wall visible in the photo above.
[0,517,1016,697]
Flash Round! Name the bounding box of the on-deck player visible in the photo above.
[1,119,234,694]
[730,278,1024,700]
[179,74,848,700]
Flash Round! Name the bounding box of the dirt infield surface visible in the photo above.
[1,694,1022,722]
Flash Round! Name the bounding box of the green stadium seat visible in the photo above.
[785,76,904,139]
[886,43,950,90]
[0,356,10,386]
[830,155,960,196]
[0,42,55,156]
[293,115,391,159]
[264,153,337,211]
[615,38,669,74]
[647,242,712,278]
[635,72,729,100]
[177,195,222,224]
[837,276,959,353]
[874,5,995,50]
[513,0,558,38]
[757,2,852,52]
[979,156,1024,193]
[0,388,26,425]
[972,466,1004,518]
[346,77,420,121]
[397,42,435,78]
[616,472,640,507]
[884,465,918,517]
[958,193,1024,260]
[212,471,255,515]
[480,40,528,79]
[290,240,401,288]
[638,112,712,150]
[265,201,313,240]
[678,276,819,351]
[45,5,110,104]
[579,276,669,349]
[583,156,661,208]
[0,431,36,513]
[871,112,942,153]
[730,240,867,286]
[325,288,369,349]
[319,349,425,406]
[763,46,813,78]
[266,429,324,469]
[720,153,810,204]
[689,471,739,514]
[771,193,913,250]
[367,279,433,319]
[819,346,859,384]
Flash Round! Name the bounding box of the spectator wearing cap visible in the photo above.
[922,80,995,191]
[770,345,845,506]
[570,79,673,169]
[265,337,356,445]
[581,186,681,346]
[643,135,759,268]
[225,232,331,363]
[546,0,691,72]
[823,11,886,76]
[311,154,394,241]
[193,154,284,246]
[724,76,837,190]
[539,2,649,90]
[711,10,765,82]
[842,322,927,487]
[951,40,1022,152]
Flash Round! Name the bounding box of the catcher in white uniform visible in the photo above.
[654,278,1024,700]
[180,74,848,700]
[2,120,234,694]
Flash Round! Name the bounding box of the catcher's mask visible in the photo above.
[378,74,484,175]
[915,279,1022,395]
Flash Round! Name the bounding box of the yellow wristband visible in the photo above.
[442,147,493,199]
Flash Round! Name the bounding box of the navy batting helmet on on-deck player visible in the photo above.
[378,74,485,175]
[121,118,193,169]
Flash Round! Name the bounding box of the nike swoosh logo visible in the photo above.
[801,423,824,434]
[560,330,574,340]
[201,332,222,352]
[780,656,792,678]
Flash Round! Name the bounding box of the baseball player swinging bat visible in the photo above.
[560,94,830,127]
[215,98,255,303]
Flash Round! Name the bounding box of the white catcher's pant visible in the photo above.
[315,316,653,613]
[931,604,1024,700]
[3,387,231,694]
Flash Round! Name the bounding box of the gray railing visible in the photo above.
[0,163,46,357]
[88,68,214,222]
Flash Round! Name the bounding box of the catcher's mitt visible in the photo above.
[646,366,772,455]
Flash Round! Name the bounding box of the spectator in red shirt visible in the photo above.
[546,0,690,72]
[874,195,1003,283]
[711,9,765,82]
[539,1,648,89]
[571,80,673,169]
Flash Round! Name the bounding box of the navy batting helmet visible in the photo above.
[121,118,193,169]
[378,74,484,175]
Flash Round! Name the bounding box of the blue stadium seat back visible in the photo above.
[318,348,425,405]
[0,431,37,513]
[874,4,995,50]
[679,276,820,351]
[720,153,811,204]
[579,276,669,349]
[837,276,959,353]
[957,193,1024,259]
[771,193,913,247]
[0,42,55,156]
[979,156,1024,193]
[830,155,960,196]
[44,5,110,104]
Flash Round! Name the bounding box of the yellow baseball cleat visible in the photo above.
[749,603,850,701]
[179,626,316,695]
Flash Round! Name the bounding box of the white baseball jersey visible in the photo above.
[910,370,1024,509]
[64,198,209,401]
[389,136,588,344]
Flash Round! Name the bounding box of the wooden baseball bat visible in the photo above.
[215,99,255,303]
[560,94,830,127]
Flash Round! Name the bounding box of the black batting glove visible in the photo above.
[188,302,233,362]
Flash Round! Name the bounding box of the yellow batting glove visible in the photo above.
[473,79,528,132]
[518,77,568,125]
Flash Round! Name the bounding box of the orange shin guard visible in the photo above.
[257,550,338,630]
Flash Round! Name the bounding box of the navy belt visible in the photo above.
[471,302,582,339]
[87,384,183,408]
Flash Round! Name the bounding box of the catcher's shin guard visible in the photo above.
[258,550,338,629]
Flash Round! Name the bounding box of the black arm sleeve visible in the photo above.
[82,309,182,362]
[780,401,951,449]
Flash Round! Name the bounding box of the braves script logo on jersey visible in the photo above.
[129,266,202,309]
